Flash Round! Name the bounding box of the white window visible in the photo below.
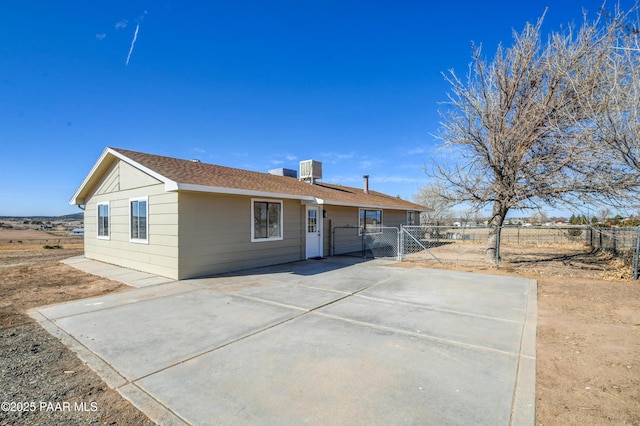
[407,211,416,225]
[359,209,382,234]
[130,197,148,243]
[97,202,110,239]
[251,199,283,242]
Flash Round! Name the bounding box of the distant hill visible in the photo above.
[57,213,84,220]
[0,213,83,221]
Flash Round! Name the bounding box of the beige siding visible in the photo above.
[322,205,360,256]
[92,162,120,195]
[84,160,180,279]
[384,210,409,228]
[119,161,162,190]
[177,192,304,279]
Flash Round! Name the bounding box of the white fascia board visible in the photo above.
[69,147,111,205]
[108,148,177,188]
[175,183,316,201]
[69,147,178,205]
[319,199,428,211]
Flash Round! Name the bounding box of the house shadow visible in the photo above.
[199,255,376,279]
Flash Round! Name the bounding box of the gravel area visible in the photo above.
[0,249,155,425]
[1,323,154,425]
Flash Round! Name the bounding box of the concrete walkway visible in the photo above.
[33,256,536,425]
[62,256,175,288]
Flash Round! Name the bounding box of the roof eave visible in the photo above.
[318,199,429,211]
[69,147,112,206]
[69,147,178,206]
[175,183,316,201]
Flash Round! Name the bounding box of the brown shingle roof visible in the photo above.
[107,148,428,211]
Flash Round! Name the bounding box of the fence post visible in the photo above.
[399,225,404,261]
[599,228,603,250]
[633,226,640,281]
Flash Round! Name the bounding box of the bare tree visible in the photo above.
[530,210,549,225]
[592,4,640,178]
[412,182,455,225]
[598,207,612,223]
[428,8,638,262]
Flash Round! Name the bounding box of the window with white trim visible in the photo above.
[359,209,382,234]
[252,199,283,241]
[130,197,148,243]
[97,202,110,239]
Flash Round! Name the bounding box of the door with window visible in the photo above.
[305,206,322,258]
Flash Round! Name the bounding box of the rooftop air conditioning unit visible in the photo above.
[299,160,322,184]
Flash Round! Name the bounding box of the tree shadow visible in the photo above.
[506,249,607,271]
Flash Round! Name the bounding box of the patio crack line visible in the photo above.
[312,311,523,357]
[119,382,191,426]
[354,294,524,324]
[34,286,204,321]
[129,276,395,384]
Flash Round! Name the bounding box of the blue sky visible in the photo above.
[1,0,634,216]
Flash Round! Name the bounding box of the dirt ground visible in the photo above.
[0,247,154,425]
[1,244,639,425]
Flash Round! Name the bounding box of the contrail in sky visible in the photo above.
[125,23,140,66]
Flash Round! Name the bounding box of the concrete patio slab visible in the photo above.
[317,294,524,353]
[137,314,518,426]
[50,289,300,380]
[39,280,199,320]
[33,256,536,425]
[225,283,349,310]
[362,267,529,321]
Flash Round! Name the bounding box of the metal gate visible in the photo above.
[332,226,399,259]
[400,225,443,264]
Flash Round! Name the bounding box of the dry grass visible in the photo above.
[0,242,84,251]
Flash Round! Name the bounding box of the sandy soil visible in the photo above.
[0,249,154,425]
[1,245,639,425]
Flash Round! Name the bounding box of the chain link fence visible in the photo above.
[399,225,640,280]
[330,224,640,279]
[587,227,640,280]
[331,226,399,260]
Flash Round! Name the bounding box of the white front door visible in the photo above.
[305,206,322,258]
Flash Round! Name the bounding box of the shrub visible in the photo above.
[43,244,62,250]
[566,229,583,237]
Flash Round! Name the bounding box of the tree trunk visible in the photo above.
[486,202,509,264]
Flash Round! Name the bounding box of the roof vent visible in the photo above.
[190,159,201,163]
[299,160,322,184]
